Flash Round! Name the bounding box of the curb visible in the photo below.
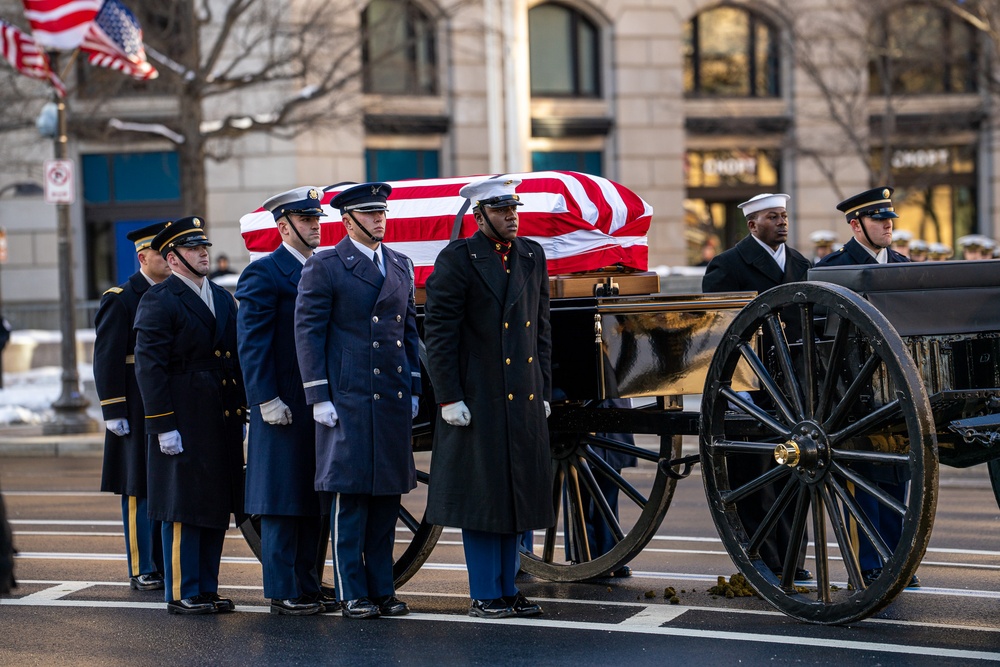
[0,425,103,457]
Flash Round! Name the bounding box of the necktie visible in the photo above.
[373,252,383,276]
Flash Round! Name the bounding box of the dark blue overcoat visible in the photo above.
[295,237,421,496]
[236,245,321,517]
[815,237,910,266]
[134,275,247,530]
[94,271,154,498]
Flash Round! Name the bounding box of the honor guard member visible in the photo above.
[909,238,929,262]
[95,222,172,592]
[423,176,553,619]
[236,187,332,616]
[818,187,918,588]
[957,234,993,260]
[295,182,421,619]
[927,242,953,261]
[809,229,838,264]
[702,193,812,581]
[818,187,909,266]
[134,216,247,615]
[891,229,912,258]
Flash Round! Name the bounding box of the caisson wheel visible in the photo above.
[700,281,937,624]
[519,398,684,581]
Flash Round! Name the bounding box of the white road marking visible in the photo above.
[20,581,94,600]
[619,604,689,626]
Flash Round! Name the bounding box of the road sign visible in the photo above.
[44,159,75,204]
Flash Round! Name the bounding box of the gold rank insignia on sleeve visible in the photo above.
[103,286,124,295]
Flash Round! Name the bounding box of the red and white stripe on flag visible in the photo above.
[0,19,66,96]
[240,171,652,287]
[21,0,102,50]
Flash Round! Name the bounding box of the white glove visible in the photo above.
[106,418,130,436]
[441,401,471,427]
[544,401,551,418]
[260,397,293,425]
[313,401,338,428]
[158,430,183,456]
[411,396,420,419]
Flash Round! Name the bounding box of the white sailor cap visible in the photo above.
[737,193,790,217]
[909,239,928,252]
[892,229,913,243]
[809,230,837,246]
[264,186,326,220]
[957,234,991,249]
[459,176,524,209]
[928,242,953,258]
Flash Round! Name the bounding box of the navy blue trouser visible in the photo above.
[462,530,520,600]
[161,522,226,602]
[330,493,399,602]
[261,514,322,599]
[121,495,162,578]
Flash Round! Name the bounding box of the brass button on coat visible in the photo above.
[373,341,380,348]
[372,316,379,323]
[529,394,535,400]
[525,321,531,327]
[527,356,533,363]
[374,368,381,375]
[214,350,221,357]
[508,394,513,400]
[224,410,230,417]
[505,358,511,365]
[374,394,381,400]
[225,351,231,358]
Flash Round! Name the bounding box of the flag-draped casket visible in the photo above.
[239,171,653,287]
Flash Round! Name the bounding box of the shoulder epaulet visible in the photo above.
[103,286,124,295]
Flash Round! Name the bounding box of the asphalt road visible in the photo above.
[2,453,999,666]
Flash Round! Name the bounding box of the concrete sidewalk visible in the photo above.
[0,424,103,457]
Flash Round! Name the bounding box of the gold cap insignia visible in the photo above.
[194,218,202,227]
[308,188,319,200]
[504,180,514,185]
[882,189,890,198]
[165,221,172,227]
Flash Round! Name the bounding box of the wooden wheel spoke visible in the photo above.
[737,342,799,426]
[574,455,625,543]
[828,399,905,445]
[746,473,797,555]
[723,463,791,506]
[710,437,786,456]
[815,316,851,424]
[832,449,910,466]
[799,303,817,418]
[810,486,830,602]
[765,312,805,420]
[823,353,882,433]
[830,461,908,517]
[827,474,893,564]
[582,445,648,508]
[778,487,810,593]
[821,482,865,592]
[582,435,660,463]
[398,505,420,534]
[542,465,565,564]
[720,387,793,439]
[565,462,592,563]
[415,469,430,485]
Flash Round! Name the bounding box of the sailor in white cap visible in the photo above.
[928,242,953,261]
[957,234,993,260]
[909,238,929,262]
[702,191,812,582]
[891,229,913,258]
[809,229,838,264]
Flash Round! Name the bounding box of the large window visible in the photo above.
[531,151,602,175]
[869,4,977,95]
[366,149,439,181]
[528,3,600,97]
[684,6,779,98]
[362,0,437,95]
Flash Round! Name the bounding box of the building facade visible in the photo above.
[0,0,997,313]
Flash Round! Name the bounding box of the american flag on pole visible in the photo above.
[21,0,101,50]
[240,171,652,288]
[0,19,66,96]
[79,0,157,80]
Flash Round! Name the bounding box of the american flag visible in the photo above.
[21,0,101,50]
[0,19,66,96]
[79,0,157,80]
[240,171,652,288]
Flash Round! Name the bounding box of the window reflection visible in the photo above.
[529,3,600,97]
[363,0,437,95]
[684,6,779,97]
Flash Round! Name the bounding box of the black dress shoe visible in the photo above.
[130,573,164,591]
[167,596,216,615]
[373,595,409,617]
[610,565,632,578]
[794,568,813,581]
[503,592,542,617]
[203,592,235,612]
[341,597,380,619]
[861,568,882,587]
[468,598,515,619]
[907,575,921,588]
[270,597,322,616]
[304,591,341,613]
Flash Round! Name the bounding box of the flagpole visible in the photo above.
[45,51,96,436]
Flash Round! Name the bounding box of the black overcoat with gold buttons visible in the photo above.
[423,231,555,533]
[134,275,247,530]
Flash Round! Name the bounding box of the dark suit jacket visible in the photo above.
[236,244,320,516]
[702,235,812,294]
[295,237,421,496]
[134,274,246,529]
[423,231,555,533]
[815,237,910,266]
[94,271,154,498]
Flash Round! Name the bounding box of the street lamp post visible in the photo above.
[44,54,96,435]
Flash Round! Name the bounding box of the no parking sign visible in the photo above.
[44,159,75,204]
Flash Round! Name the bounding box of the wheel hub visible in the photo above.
[773,422,830,481]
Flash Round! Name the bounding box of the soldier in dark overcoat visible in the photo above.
[423,176,554,619]
[134,216,247,615]
[702,193,811,581]
[94,221,170,592]
[236,186,333,616]
[817,186,916,588]
[295,182,421,619]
